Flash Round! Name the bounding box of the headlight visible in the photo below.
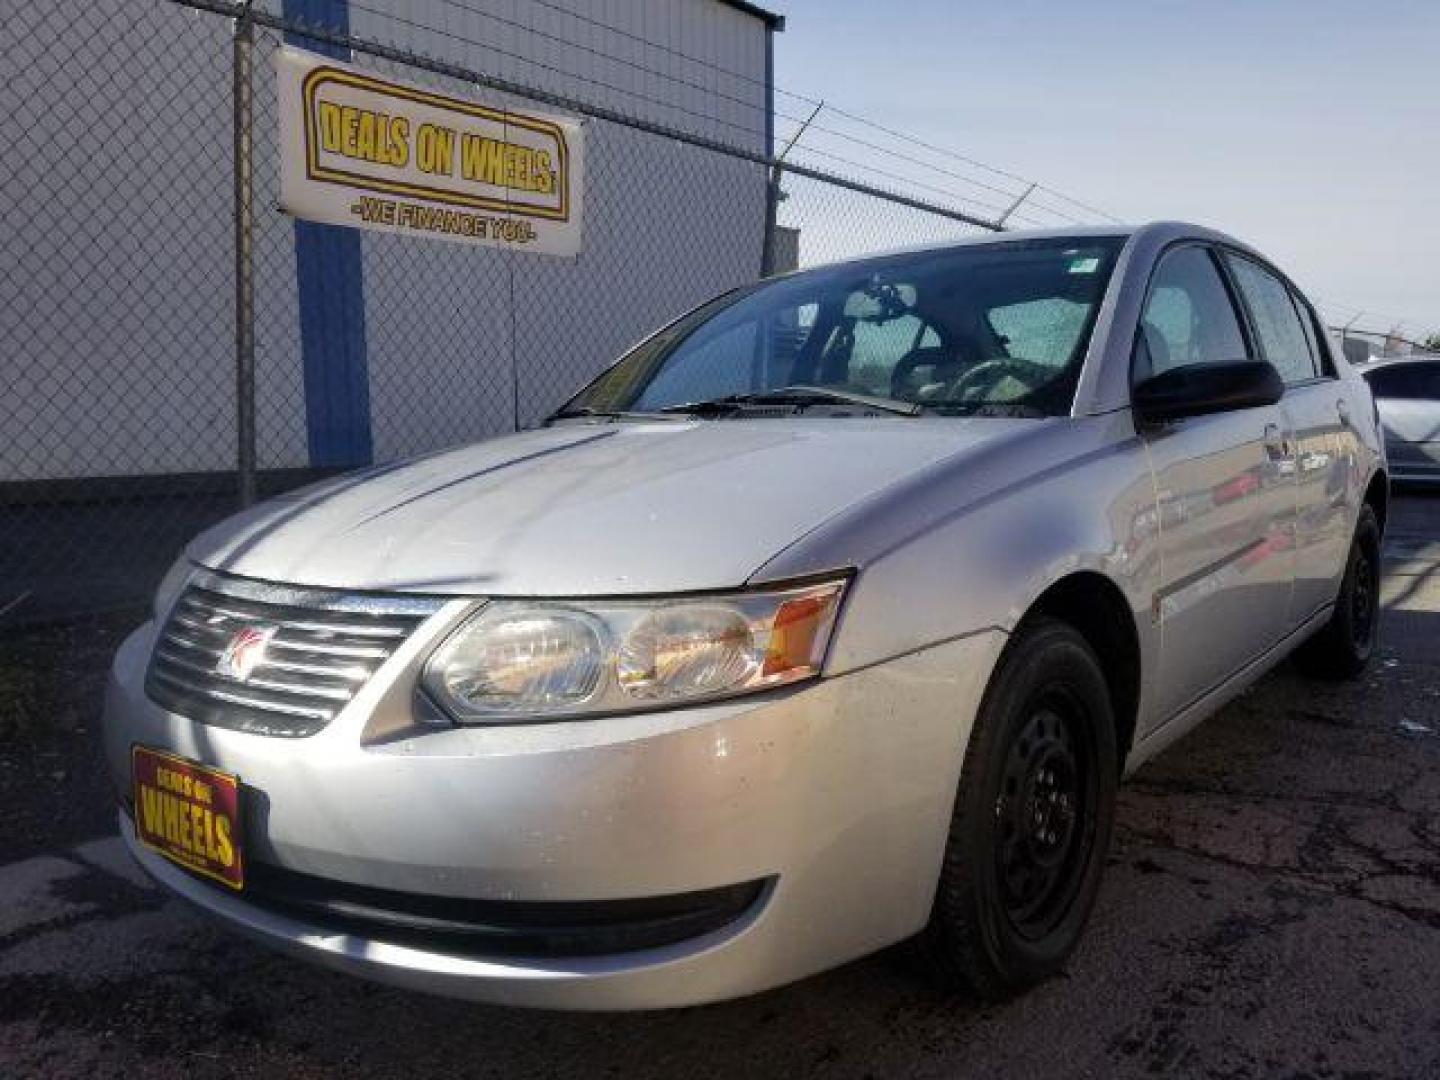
[422,577,848,722]
[427,608,606,717]
[152,555,194,622]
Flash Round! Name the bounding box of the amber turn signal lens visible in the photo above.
[763,589,843,679]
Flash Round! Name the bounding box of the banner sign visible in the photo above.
[276,47,583,255]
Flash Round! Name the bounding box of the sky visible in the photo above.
[772,0,1440,340]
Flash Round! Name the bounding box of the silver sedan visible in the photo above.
[103,222,1387,1010]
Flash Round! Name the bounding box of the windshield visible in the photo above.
[560,236,1126,419]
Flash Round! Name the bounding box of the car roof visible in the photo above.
[805,221,1267,270]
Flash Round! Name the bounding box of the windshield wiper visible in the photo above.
[921,400,1049,419]
[546,406,689,422]
[659,385,922,418]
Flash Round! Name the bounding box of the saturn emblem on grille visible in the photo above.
[216,625,278,683]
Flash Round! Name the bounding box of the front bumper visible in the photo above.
[104,618,1003,1009]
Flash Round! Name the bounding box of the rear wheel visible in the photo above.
[917,617,1117,1000]
[1296,505,1382,680]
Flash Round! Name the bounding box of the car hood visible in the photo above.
[189,418,1037,596]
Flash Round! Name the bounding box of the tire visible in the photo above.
[1295,505,1382,680]
[916,617,1118,1000]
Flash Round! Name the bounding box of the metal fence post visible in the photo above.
[996,182,1036,229]
[760,165,781,278]
[233,0,257,509]
[761,100,824,278]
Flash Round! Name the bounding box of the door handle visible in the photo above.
[1263,422,1289,458]
[1336,399,1351,426]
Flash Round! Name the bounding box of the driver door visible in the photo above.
[1137,244,1297,723]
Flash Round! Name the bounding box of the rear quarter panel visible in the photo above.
[1330,357,1389,510]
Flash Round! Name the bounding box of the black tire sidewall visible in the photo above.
[1336,507,1382,664]
[1295,504,1383,679]
[953,620,1119,986]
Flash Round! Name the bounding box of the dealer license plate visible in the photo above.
[132,746,244,890]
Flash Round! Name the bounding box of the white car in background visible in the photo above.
[1360,358,1440,484]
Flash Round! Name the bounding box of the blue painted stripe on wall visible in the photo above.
[284,0,373,468]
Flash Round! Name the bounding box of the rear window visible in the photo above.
[1223,254,1320,384]
[1363,362,1440,400]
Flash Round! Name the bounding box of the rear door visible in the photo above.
[1221,253,1352,627]
[1136,244,1297,722]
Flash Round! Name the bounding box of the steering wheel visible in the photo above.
[947,358,1052,401]
[891,345,970,401]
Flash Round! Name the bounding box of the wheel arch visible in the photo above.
[1362,468,1388,537]
[1019,571,1141,772]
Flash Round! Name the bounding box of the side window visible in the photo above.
[1291,290,1333,377]
[1224,255,1319,384]
[1413,363,1440,398]
[1365,363,1440,401]
[1135,246,1249,379]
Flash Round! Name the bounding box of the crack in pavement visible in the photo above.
[1117,824,1440,933]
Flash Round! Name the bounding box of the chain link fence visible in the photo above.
[1331,326,1440,366]
[2,0,1003,627]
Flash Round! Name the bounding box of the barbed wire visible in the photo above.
[349,0,1074,230]
[356,0,1119,228]
[1329,325,1439,351]
[294,0,1430,328]
[780,102,1126,225]
[344,0,771,143]
[304,1,1438,329]
[1313,295,1435,337]
[517,0,1125,224]
[774,142,1016,220]
[425,0,771,119]
[774,118,1086,225]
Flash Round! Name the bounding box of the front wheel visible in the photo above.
[1295,504,1382,679]
[917,617,1118,1000]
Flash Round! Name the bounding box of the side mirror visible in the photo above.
[1132,361,1283,425]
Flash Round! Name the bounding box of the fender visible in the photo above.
[751,411,1163,723]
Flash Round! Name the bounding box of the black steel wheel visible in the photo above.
[1349,545,1377,653]
[917,617,1118,1000]
[994,694,1098,941]
[1296,504,1382,680]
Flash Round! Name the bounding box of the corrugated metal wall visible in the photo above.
[2,0,239,481]
[4,0,771,481]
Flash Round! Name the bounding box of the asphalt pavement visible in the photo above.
[2,494,1438,1079]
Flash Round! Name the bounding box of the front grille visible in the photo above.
[146,571,443,737]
